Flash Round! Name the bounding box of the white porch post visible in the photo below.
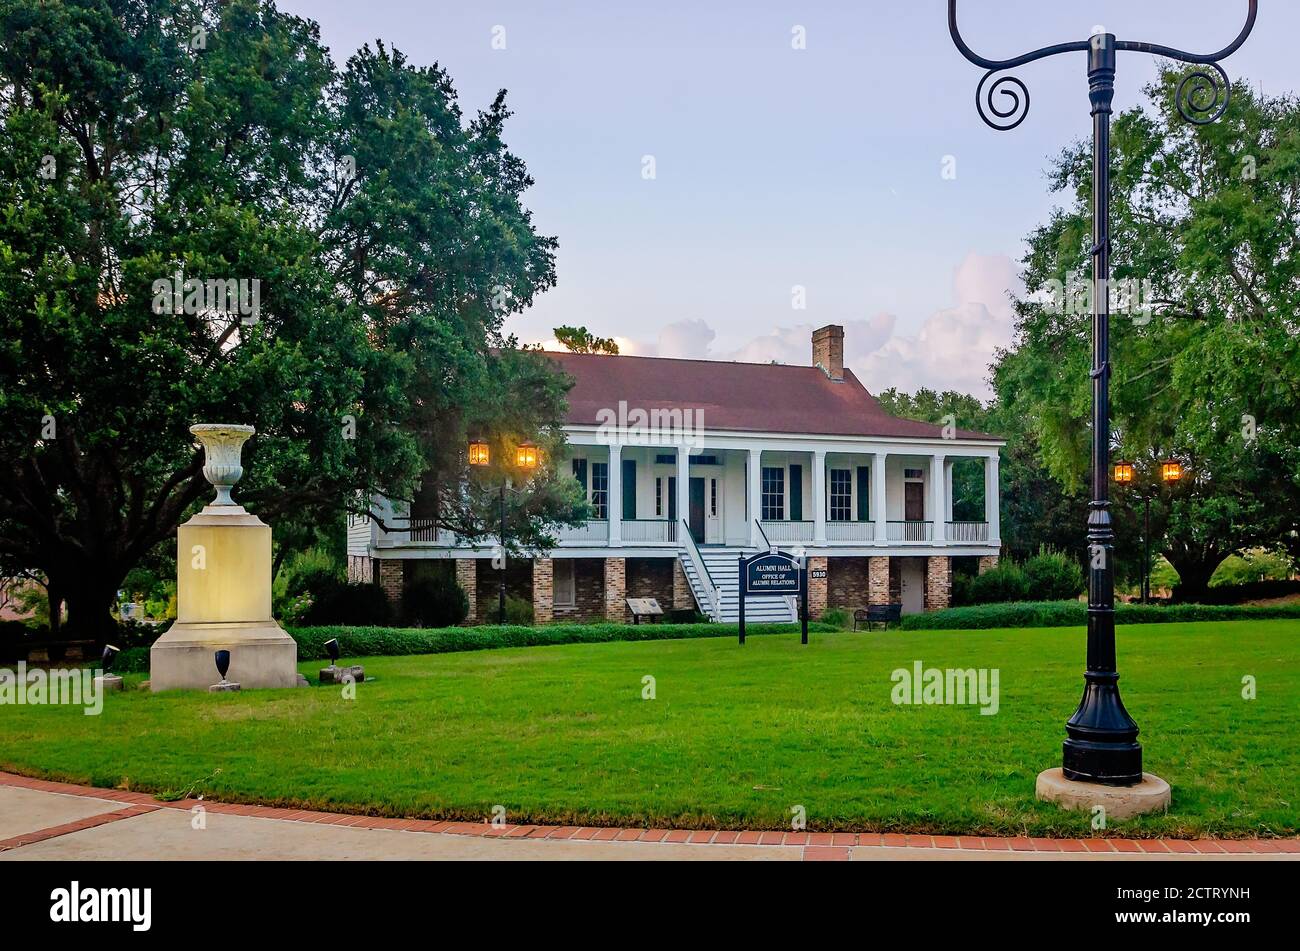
[748,447,762,547]
[931,452,947,542]
[812,450,827,544]
[676,445,690,541]
[944,457,954,524]
[985,452,1001,544]
[872,451,887,543]
[607,443,622,546]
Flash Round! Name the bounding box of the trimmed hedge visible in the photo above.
[902,600,1300,631]
[114,620,838,673]
[1196,579,1300,605]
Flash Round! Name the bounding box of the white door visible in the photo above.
[900,559,924,615]
[705,477,722,543]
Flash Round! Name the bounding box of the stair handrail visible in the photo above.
[754,518,773,551]
[680,518,721,620]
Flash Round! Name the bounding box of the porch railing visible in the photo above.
[946,520,990,542]
[826,521,875,542]
[406,519,457,544]
[557,519,609,543]
[887,520,933,542]
[620,518,677,544]
[759,519,813,543]
[680,518,721,620]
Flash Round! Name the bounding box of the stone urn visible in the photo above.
[149,422,298,691]
[190,424,254,506]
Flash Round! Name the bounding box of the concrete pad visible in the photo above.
[1036,768,1171,819]
[0,787,125,840]
[0,808,802,861]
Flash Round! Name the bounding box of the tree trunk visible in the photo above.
[55,567,127,644]
[46,577,62,636]
[1166,554,1223,604]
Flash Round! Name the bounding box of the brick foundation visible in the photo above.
[550,558,606,623]
[378,560,403,615]
[604,557,627,622]
[627,558,673,613]
[533,557,554,624]
[978,554,999,575]
[456,559,477,625]
[672,558,693,612]
[826,556,870,611]
[869,556,890,606]
[808,556,828,618]
[925,556,951,612]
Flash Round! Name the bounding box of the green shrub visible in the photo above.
[274,547,344,622]
[1210,549,1295,586]
[1193,579,1300,605]
[287,620,840,662]
[112,620,840,673]
[901,600,1300,630]
[1022,547,1085,601]
[502,595,533,626]
[301,580,393,627]
[665,610,708,624]
[819,607,852,630]
[403,574,470,627]
[967,561,1029,604]
[951,572,975,607]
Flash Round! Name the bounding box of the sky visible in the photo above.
[282,1,1294,399]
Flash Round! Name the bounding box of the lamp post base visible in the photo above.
[1036,768,1170,820]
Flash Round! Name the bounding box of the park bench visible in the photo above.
[853,604,902,631]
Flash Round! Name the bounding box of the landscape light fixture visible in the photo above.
[1161,460,1183,484]
[949,0,1256,787]
[515,440,539,470]
[101,644,120,674]
[468,437,490,467]
[325,637,341,666]
[1113,462,1134,486]
[208,648,240,692]
[215,649,231,683]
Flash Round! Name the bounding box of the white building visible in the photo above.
[349,325,1004,623]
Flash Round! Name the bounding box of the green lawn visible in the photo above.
[1,620,1295,837]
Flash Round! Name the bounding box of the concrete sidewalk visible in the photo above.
[1,774,1296,861]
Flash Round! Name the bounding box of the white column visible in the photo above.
[607,443,622,546]
[748,447,762,547]
[676,445,690,541]
[931,452,946,543]
[943,458,954,523]
[812,450,827,544]
[872,451,887,543]
[985,453,1001,544]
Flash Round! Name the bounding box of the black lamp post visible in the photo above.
[1114,460,1184,603]
[468,436,540,625]
[949,1,1256,786]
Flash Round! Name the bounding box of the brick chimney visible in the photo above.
[812,324,844,382]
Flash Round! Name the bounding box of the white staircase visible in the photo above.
[679,546,798,624]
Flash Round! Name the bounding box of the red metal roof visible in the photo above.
[543,351,998,441]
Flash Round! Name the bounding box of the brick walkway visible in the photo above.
[1,772,1296,861]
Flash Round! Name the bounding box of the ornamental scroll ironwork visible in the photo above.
[949,0,1257,131]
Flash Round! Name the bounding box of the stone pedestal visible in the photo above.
[1035,768,1171,819]
[150,424,298,691]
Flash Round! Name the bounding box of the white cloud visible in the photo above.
[515,251,1019,398]
[655,319,716,359]
[850,252,1020,398]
